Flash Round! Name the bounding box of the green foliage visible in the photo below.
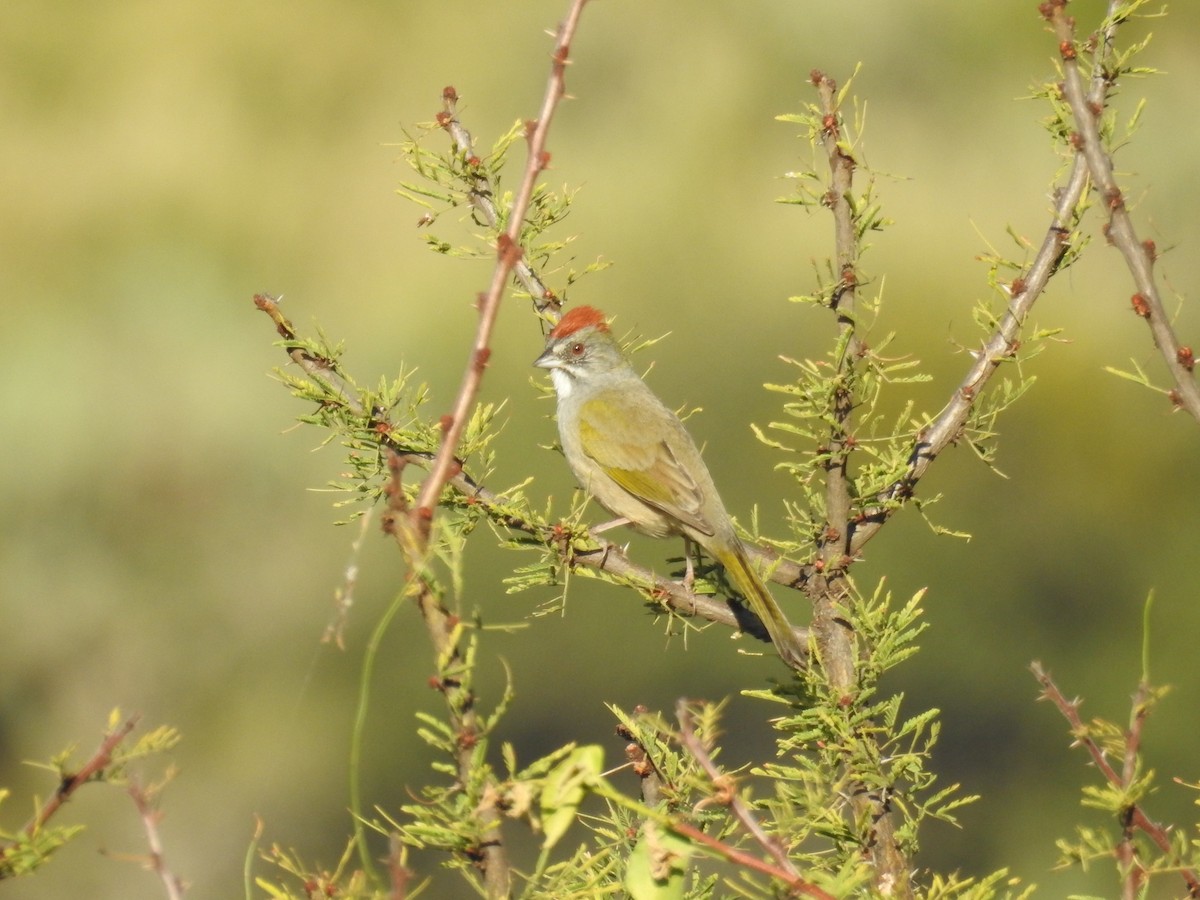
[0,792,84,880]
[747,583,974,868]
[0,712,179,882]
[253,68,1030,900]
[396,116,609,308]
[247,5,1199,900]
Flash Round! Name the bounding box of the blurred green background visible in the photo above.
[3,1,1199,897]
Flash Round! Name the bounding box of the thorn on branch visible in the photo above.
[1037,0,1068,21]
[496,233,524,266]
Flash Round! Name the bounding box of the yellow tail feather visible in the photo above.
[715,543,805,670]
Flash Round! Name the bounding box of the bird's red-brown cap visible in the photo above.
[548,305,609,339]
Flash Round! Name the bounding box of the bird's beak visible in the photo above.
[532,347,558,369]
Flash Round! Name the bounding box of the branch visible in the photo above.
[387,835,412,900]
[808,70,910,898]
[412,0,591,541]
[810,69,860,691]
[442,464,811,654]
[1044,0,1200,423]
[379,452,511,899]
[0,714,140,865]
[253,293,364,415]
[259,6,595,892]
[676,701,836,900]
[252,295,813,658]
[438,90,556,314]
[615,708,668,809]
[128,779,186,900]
[1031,662,1200,897]
[849,1,1130,557]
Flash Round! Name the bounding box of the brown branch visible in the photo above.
[807,71,910,898]
[1044,0,1200,423]
[252,296,812,658]
[441,463,811,655]
[675,701,836,900]
[387,834,412,900]
[615,707,668,809]
[438,92,557,315]
[412,0,591,542]
[379,452,511,899]
[253,293,366,416]
[1031,662,1200,898]
[0,714,141,869]
[1119,680,1152,900]
[260,5,590,891]
[809,70,859,692]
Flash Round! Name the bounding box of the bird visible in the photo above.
[533,305,804,668]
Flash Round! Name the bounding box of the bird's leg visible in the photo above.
[680,537,697,592]
[589,516,631,535]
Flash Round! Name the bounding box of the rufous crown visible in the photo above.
[548,305,609,339]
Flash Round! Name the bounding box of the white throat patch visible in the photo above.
[549,367,574,399]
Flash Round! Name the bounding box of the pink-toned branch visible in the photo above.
[676,701,836,900]
[412,0,590,540]
[1031,662,1200,897]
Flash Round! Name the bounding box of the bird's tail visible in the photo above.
[717,542,805,670]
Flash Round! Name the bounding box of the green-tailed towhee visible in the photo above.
[534,305,804,668]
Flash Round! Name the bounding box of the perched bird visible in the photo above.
[534,305,804,668]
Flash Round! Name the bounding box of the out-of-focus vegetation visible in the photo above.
[2,1,1199,896]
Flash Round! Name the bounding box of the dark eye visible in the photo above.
[569,342,585,357]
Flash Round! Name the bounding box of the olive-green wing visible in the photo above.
[577,392,713,536]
